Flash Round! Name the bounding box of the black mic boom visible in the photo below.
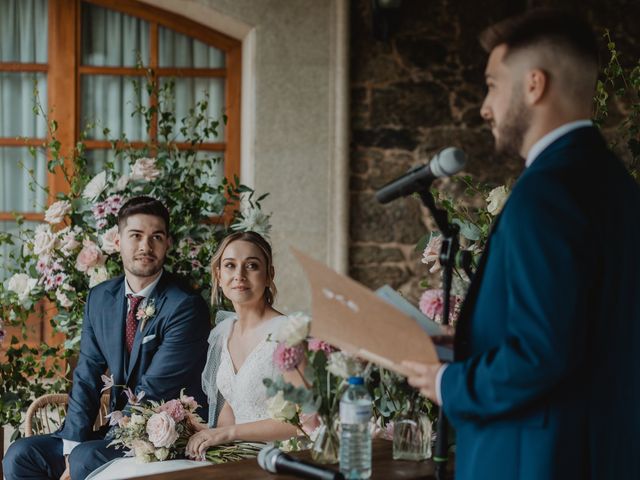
[258,445,345,480]
[375,147,466,204]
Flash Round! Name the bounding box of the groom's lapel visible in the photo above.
[125,274,170,381]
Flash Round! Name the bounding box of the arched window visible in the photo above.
[0,0,241,341]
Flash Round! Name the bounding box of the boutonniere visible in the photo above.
[136,298,156,332]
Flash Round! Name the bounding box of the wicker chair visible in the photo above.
[24,393,110,437]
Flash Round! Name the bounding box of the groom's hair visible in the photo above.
[117,196,170,234]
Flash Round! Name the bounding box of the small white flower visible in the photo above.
[6,273,38,303]
[88,266,109,287]
[44,200,72,224]
[231,206,272,238]
[274,312,311,347]
[486,185,509,216]
[83,171,108,201]
[100,225,120,254]
[326,351,362,379]
[154,447,170,461]
[130,414,146,426]
[266,391,297,421]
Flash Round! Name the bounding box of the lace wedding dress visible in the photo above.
[86,314,287,480]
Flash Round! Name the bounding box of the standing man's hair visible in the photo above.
[117,196,170,234]
[479,8,600,111]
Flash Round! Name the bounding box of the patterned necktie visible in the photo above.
[125,294,144,353]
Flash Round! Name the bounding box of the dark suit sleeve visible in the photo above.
[133,294,210,404]
[442,174,593,426]
[58,289,108,442]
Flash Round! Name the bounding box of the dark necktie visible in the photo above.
[125,294,144,353]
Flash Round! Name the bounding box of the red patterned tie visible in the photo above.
[125,294,144,353]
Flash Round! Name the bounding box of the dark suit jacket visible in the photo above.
[56,271,210,442]
[441,127,640,479]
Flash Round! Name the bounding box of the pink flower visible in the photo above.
[100,225,119,255]
[273,342,305,371]
[158,399,186,422]
[180,392,199,412]
[124,387,145,405]
[58,228,81,256]
[130,157,161,181]
[92,203,108,220]
[307,338,335,355]
[101,374,115,392]
[300,412,321,436]
[76,240,106,273]
[146,412,179,448]
[419,289,461,323]
[106,195,123,215]
[421,235,443,273]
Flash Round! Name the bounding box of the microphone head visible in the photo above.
[257,444,279,473]
[429,147,466,177]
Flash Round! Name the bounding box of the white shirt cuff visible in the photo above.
[62,439,80,455]
[435,363,448,406]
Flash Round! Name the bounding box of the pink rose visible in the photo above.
[44,200,71,224]
[130,157,161,181]
[307,338,335,355]
[158,399,186,422]
[58,227,81,256]
[419,289,461,324]
[100,225,119,255]
[300,412,321,436]
[273,342,305,372]
[421,235,443,273]
[146,412,179,448]
[75,240,105,273]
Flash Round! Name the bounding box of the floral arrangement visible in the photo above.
[102,378,260,464]
[262,313,365,460]
[0,74,270,437]
[416,179,511,326]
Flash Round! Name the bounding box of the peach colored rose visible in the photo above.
[76,240,106,273]
[146,412,179,448]
[130,157,161,181]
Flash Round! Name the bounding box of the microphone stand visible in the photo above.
[417,188,459,480]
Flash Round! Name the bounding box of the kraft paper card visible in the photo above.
[292,248,452,377]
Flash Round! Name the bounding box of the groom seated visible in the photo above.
[3,196,211,480]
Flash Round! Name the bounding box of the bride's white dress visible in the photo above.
[86,314,287,480]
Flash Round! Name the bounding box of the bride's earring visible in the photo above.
[216,287,225,306]
[265,286,273,305]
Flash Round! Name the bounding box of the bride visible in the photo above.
[88,231,302,479]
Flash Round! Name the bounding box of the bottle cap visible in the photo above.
[348,376,364,385]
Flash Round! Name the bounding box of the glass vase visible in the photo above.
[392,413,432,461]
[311,417,340,464]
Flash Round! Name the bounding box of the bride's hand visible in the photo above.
[185,427,234,459]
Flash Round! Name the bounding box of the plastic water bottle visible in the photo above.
[339,376,372,479]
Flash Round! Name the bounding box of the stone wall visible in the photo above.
[349,0,640,302]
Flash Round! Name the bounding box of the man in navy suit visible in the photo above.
[404,9,640,480]
[3,196,210,480]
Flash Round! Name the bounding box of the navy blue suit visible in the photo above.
[3,272,210,480]
[441,127,640,479]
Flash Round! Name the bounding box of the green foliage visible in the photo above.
[594,29,640,179]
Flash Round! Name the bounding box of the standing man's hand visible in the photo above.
[402,361,443,405]
[60,455,71,480]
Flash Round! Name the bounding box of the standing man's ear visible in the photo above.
[524,68,548,106]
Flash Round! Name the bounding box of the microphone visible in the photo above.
[375,147,466,204]
[257,444,345,480]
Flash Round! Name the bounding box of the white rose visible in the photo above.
[130,157,161,182]
[100,225,119,254]
[83,171,107,200]
[486,185,509,216]
[6,273,38,302]
[266,391,297,422]
[44,200,72,224]
[114,174,130,192]
[88,266,109,288]
[327,351,362,379]
[33,224,57,256]
[274,313,311,346]
[57,227,81,256]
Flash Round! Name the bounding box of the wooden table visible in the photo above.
[139,440,452,480]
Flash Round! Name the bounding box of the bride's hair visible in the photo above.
[210,231,277,306]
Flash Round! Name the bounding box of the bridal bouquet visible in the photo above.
[104,382,261,464]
